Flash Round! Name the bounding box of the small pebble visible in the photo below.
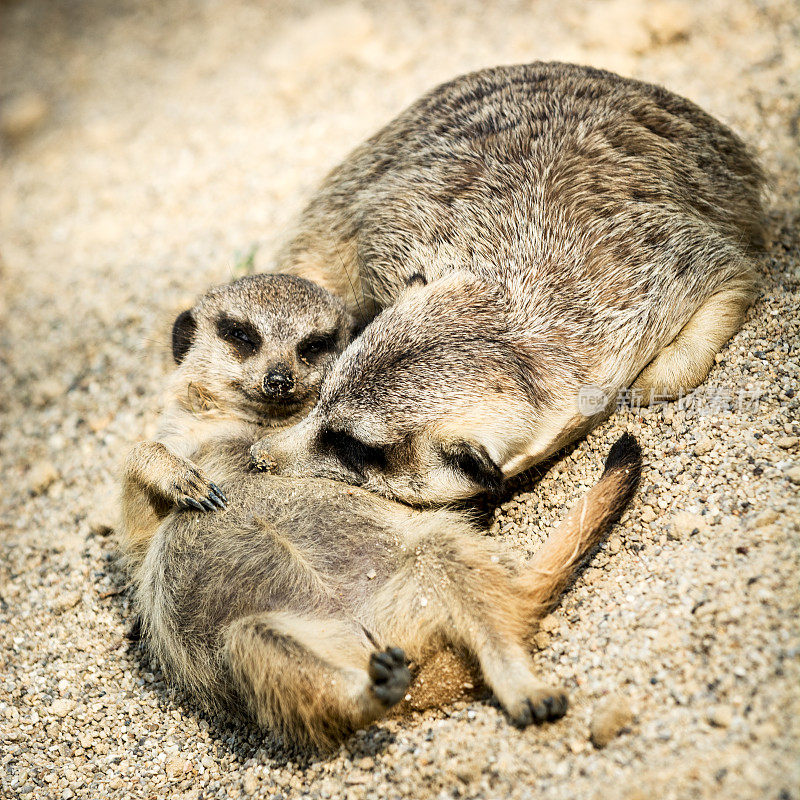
[28,461,58,495]
[749,509,779,529]
[165,755,189,778]
[48,699,75,718]
[590,695,634,747]
[539,615,560,633]
[693,436,714,456]
[640,505,657,523]
[645,0,692,44]
[533,631,551,649]
[707,706,734,728]
[50,591,82,613]
[668,511,706,539]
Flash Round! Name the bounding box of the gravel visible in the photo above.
[1,1,798,799]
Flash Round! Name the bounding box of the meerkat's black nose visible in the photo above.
[262,367,295,398]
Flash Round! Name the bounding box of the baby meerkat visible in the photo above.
[120,274,354,563]
[256,61,764,505]
[134,432,641,750]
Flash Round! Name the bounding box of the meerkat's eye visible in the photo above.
[438,440,504,493]
[320,428,386,479]
[216,315,262,356]
[298,333,337,361]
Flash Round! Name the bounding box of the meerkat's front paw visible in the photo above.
[368,647,411,707]
[170,466,228,512]
[505,685,568,727]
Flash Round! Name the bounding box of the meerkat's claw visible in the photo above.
[209,483,228,505]
[509,688,568,727]
[368,647,411,707]
[181,497,206,512]
[203,489,225,510]
[181,491,226,512]
[171,467,228,512]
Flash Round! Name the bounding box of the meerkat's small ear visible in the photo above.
[350,319,368,338]
[406,272,427,288]
[172,309,197,364]
[440,440,504,493]
[343,313,364,340]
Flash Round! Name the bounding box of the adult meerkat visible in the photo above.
[255,61,764,504]
[134,433,641,750]
[120,274,354,564]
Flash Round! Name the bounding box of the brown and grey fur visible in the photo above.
[256,61,764,504]
[133,433,641,750]
[116,274,640,747]
[120,274,353,565]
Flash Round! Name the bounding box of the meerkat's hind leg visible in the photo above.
[477,433,642,726]
[471,436,643,725]
[475,639,569,726]
[633,281,757,402]
[224,611,411,749]
[376,520,568,727]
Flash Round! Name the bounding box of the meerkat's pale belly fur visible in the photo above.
[135,435,641,750]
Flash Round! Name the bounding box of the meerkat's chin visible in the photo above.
[261,397,312,414]
[257,401,319,427]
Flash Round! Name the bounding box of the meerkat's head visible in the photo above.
[255,273,583,504]
[170,274,354,426]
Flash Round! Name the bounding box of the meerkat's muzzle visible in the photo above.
[251,413,326,477]
[262,366,295,400]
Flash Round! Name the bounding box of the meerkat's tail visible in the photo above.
[518,433,642,617]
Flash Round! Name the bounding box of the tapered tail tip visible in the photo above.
[603,432,643,475]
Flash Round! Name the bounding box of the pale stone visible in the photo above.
[28,461,58,495]
[669,511,707,539]
[708,705,734,728]
[590,695,634,747]
[693,436,714,456]
[640,505,657,523]
[49,699,75,718]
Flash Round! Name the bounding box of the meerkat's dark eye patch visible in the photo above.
[320,428,386,479]
[439,441,504,493]
[216,315,262,357]
[297,332,337,362]
[172,309,197,364]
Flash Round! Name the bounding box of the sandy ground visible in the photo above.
[1,0,799,798]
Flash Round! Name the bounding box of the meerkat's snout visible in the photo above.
[251,412,318,474]
[262,364,296,400]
